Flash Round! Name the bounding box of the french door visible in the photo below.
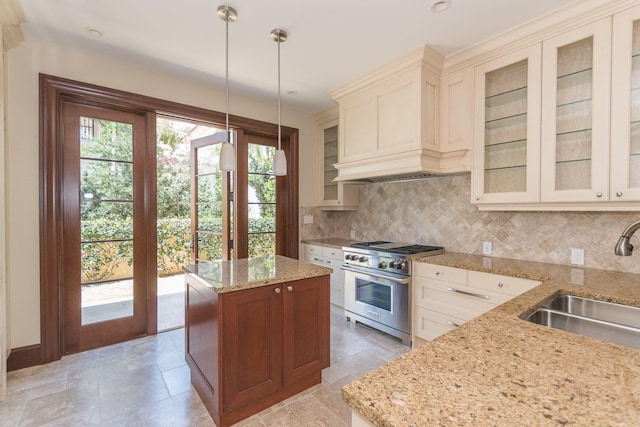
[61,101,153,353]
[190,130,281,261]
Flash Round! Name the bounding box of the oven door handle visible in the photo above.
[340,265,410,285]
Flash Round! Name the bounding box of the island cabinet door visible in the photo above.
[221,284,283,412]
[282,276,330,386]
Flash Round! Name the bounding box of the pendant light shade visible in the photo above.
[218,5,236,172]
[271,28,287,176]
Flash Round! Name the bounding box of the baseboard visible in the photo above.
[7,344,42,371]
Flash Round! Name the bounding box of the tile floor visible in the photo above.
[0,306,410,426]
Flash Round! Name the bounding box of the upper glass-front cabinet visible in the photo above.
[611,5,640,201]
[316,116,359,210]
[540,19,612,202]
[473,45,542,204]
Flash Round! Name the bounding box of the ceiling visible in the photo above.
[18,0,577,114]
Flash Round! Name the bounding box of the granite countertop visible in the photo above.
[183,255,331,293]
[342,252,640,426]
[301,237,359,248]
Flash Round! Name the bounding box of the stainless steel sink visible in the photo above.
[523,295,640,350]
[544,295,640,329]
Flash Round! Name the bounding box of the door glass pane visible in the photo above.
[484,59,528,193]
[193,131,227,263]
[248,143,276,258]
[554,37,593,191]
[79,117,134,325]
[630,20,640,187]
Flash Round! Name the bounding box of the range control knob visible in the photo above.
[399,261,407,270]
[378,261,387,269]
[359,256,367,263]
[389,261,399,269]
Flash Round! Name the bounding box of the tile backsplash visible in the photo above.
[301,174,640,274]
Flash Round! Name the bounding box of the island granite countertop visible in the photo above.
[342,252,640,426]
[183,255,331,294]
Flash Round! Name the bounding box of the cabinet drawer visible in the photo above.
[413,263,467,284]
[304,244,322,256]
[414,306,466,341]
[322,246,343,261]
[416,281,504,320]
[468,270,540,297]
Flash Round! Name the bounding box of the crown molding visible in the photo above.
[1,0,25,50]
[442,0,640,75]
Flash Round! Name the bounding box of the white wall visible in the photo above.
[6,40,318,348]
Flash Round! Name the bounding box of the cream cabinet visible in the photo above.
[303,244,345,308]
[315,113,359,210]
[473,7,640,210]
[412,263,540,346]
[472,45,542,205]
[611,4,640,202]
[540,18,612,203]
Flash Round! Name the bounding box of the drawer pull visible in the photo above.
[447,287,490,300]
[366,310,379,318]
[313,257,332,264]
[447,320,460,327]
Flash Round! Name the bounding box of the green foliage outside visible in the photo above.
[80,118,277,283]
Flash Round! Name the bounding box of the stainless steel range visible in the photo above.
[341,241,444,345]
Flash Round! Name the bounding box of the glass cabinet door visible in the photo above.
[472,45,542,204]
[611,5,640,202]
[540,19,611,202]
[322,123,339,202]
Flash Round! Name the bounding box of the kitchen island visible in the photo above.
[184,255,332,427]
[343,252,640,426]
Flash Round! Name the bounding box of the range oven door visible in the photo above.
[342,265,410,344]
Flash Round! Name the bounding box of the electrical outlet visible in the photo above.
[571,248,584,265]
[482,241,492,255]
[350,230,356,239]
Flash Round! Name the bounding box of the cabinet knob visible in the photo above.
[287,286,293,292]
[475,196,480,201]
[435,271,441,276]
[498,282,504,288]
[616,191,623,197]
[275,288,281,294]
[596,192,603,198]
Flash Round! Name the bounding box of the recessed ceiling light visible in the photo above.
[86,28,104,38]
[431,0,451,13]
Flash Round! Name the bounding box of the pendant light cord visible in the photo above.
[225,8,230,137]
[277,35,281,151]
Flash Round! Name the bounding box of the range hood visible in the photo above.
[330,45,472,183]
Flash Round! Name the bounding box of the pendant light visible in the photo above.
[271,28,288,176]
[218,5,237,171]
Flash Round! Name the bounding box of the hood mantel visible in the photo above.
[330,45,471,182]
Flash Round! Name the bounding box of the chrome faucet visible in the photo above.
[615,219,640,256]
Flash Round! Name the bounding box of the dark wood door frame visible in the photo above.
[19,74,300,369]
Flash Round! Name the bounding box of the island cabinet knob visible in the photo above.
[275,288,281,294]
[498,282,504,288]
[617,191,623,197]
[287,286,293,292]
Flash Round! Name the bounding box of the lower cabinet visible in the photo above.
[303,244,345,308]
[412,263,540,346]
[185,274,330,427]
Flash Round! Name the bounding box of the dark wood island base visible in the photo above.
[184,256,331,427]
